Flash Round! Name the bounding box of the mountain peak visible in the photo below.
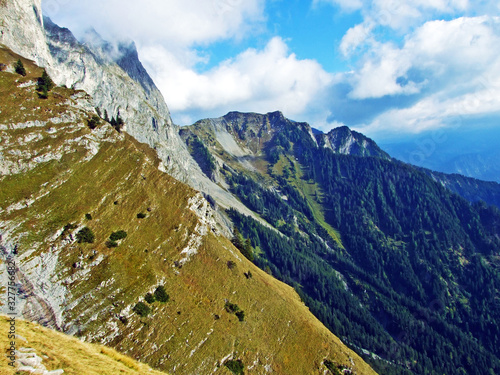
[316,125,390,159]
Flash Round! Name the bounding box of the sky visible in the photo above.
[43,0,500,142]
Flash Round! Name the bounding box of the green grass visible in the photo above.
[0,46,376,375]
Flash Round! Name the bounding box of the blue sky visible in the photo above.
[44,0,500,142]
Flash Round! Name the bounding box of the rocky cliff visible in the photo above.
[0,0,263,232]
[315,126,390,159]
[0,46,377,375]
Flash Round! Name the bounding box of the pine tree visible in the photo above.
[242,238,254,261]
[37,69,55,98]
[14,59,26,76]
[231,228,244,251]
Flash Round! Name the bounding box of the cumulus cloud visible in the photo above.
[43,0,265,47]
[142,37,333,124]
[346,16,500,135]
[44,0,334,125]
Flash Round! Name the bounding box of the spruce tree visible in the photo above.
[14,59,26,76]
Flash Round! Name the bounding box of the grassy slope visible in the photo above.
[0,315,168,375]
[0,47,376,374]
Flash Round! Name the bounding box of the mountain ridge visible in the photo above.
[184,110,500,374]
[0,31,376,375]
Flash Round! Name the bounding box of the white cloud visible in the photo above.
[346,16,500,100]
[339,22,374,56]
[349,16,500,135]
[313,0,363,12]
[44,0,265,47]
[142,37,333,124]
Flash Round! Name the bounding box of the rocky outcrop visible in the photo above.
[0,0,259,232]
[0,0,53,67]
[315,126,390,159]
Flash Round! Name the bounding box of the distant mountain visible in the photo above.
[0,47,375,375]
[423,168,500,209]
[380,127,500,183]
[184,111,500,375]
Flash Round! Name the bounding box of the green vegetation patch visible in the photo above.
[109,230,127,241]
[224,359,245,375]
[76,227,95,244]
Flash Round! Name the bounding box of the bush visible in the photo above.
[85,213,92,220]
[224,359,245,375]
[109,230,127,241]
[227,260,236,270]
[154,285,169,303]
[225,301,240,313]
[14,59,26,76]
[235,310,245,322]
[76,227,95,244]
[144,293,155,304]
[137,212,147,219]
[105,240,118,248]
[133,302,151,317]
[87,115,100,130]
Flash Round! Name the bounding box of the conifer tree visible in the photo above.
[14,59,26,76]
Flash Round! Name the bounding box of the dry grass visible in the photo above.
[0,316,168,375]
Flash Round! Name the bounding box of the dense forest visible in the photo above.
[219,120,500,375]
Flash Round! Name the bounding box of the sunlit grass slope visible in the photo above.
[0,47,376,374]
[0,315,168,375]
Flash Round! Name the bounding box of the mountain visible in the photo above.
[183,111,500,375]
[0,0,261,233]
[0,28,376,375]
[422,168,500,209]
[380,126,500,184]
[0,316,168,375]
[315,126,390,159]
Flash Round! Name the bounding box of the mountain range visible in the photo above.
[1,1,499,375]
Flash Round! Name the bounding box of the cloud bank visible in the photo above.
[44,0,500,137]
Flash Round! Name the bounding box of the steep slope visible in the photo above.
[0,0,262,227]
[0,316,169,375]
[0,47,376,375]
[423,168,500,209]
[185,111,500,375]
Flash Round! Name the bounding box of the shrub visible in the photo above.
[85,213,92,220]
[87,115,100,130]
[133,302,151,317]
[105,240,118,248]
[137,212,147,219]
[235,310,245,322]
[227,260,236,270]
[14,59,26,76]
[144,293,155,304]
[63,223,78,232]
[224,359,245,375]
[109,230,127,241]
[324,360,344,375]
[76,227,95,244]
[154,285,169,303]
[225,301,240,313]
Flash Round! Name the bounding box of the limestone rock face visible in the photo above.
[316,126,391,159]
[0,0,252,224]
[0,0,53,67]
